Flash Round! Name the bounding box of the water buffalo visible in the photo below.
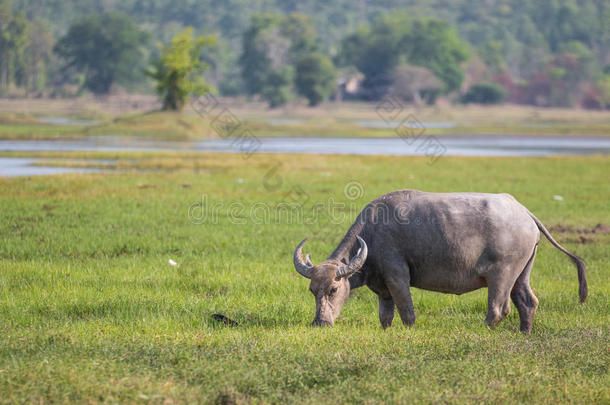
[293,190,587,333]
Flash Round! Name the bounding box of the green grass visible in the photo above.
[0,153,609,403]
[1,100,610,140]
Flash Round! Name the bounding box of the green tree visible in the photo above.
[0,0,15,89]
[24,19,54,92]
[338,14,409,86]
[404,18,469,93]
[596,75,610,109]
[0,0,29,92]
[478,41,506,75]
[239,13,319,107]
[294,52,336,106]
[147,27,216,111]
[547,41,595,107]
[54,12,148,94]
[280,13,318,57]
[261,67,293,108]
[239,14,281,97]
[9,0,609,99]
[338,14,468,99]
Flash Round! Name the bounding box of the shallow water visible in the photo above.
[0,157,104,177]
[196,135,610,156]
[1,135,608,156]
[39,117,100,126]
[1,135,608,177]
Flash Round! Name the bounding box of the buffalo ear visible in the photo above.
[336,236,368,279]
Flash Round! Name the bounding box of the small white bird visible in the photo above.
[553,195,564,201]
[168,259,178,267]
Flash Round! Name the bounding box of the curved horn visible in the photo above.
[336,236,368,279]
[293,238,314,278]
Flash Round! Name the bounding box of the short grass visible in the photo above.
[1,98,610,140]
[0,152,609,403]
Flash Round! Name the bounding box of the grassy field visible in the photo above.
[0,151,608,403]
[1,97,610,140]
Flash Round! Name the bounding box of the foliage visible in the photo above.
[146,27,216,111]
[0,0,29,92]
[54,12,148,94]
[477,41,506,75]
[1,0,608,107]
[239,14,282,97]
[240,13,319,107]
[406,18,469,93]
[261,67,293,108]
[23,18,54,92]
[461,82,507,104]
[294,52,336,106]
[339,14,469,99]
[595,75,610,109]
[390,64,440,105]
[547,41,595,107]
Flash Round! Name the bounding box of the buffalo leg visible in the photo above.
[383,261,416,327]
[485,269,516,329]
[485,287,511,328]
[378,296,395,329]
[511,246,539,333]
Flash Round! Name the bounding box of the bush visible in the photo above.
[461,82,507,104]
[294,52,336,106]
[261,68,293,108]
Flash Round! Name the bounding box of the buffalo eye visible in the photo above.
[329,287,338,295]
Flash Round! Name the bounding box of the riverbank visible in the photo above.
[1,97,609,140]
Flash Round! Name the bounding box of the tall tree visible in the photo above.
[240,13,320,107]
[0,0,29,91]
[294,52,336,106]
[146,27,216,111]
[239,14,281,97]
[406,18,469,93]
[24,18,53,92]
[0,0,14,89]
[54,12,148,94]
[339,14,468,99]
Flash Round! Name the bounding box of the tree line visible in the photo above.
[2,0,609,109]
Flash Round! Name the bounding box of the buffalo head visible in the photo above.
[293,236,368,326]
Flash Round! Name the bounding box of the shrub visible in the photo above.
[461,82,507,104]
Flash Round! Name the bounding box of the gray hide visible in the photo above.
[293,190,587,333]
